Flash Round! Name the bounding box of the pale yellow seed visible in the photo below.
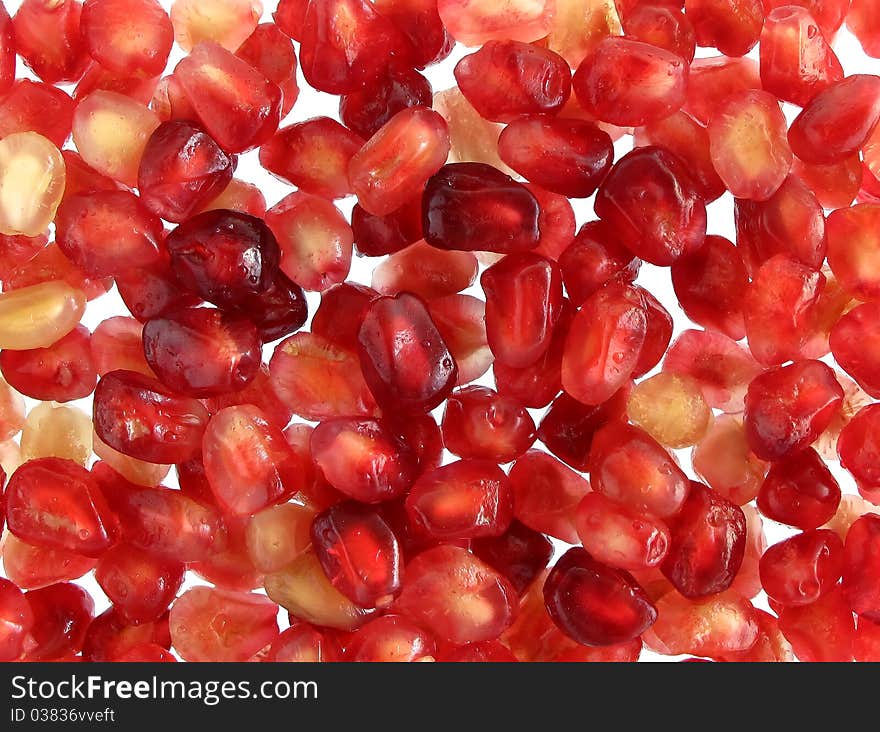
[628,372,712,449]
[21,402,93,465]
[0,132,66,237]
[0,282,86,351]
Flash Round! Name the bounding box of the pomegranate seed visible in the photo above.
[685,0,763,56]
[509,450,591,543]
[423,163,540,254]
[12,0,89,84]
[758,447,841,530]
[794,153,863,209]
[268,624,341,663]
[0,579,32,661]
[433,87,512,173]
[558,223,640,306]
[440,641,518,663]
[762,0,849,37]
[236,22,298,115]
[95,544,184,624]
[693,415,768,506]
[544,547,657,647]
[685,54,761,125]
[744,360,843,460]
[777,587,855,662]
[830,303,880,399]
[372,0,453,68]
[245,502,313,573]
[4,458,118,558]
[0,132,66,239]
[573,38,688,127]
[428,294,494,386]
[166,209,280,308]
[115,255,201,323]
[94,370,210,464]
[311,502,402,607]
[74,63,161,106]
[635,110,726,202]
[0,80,75,149]
[648,590,758,657]
[260,118,363,200]
[350,108,449,217]
[623,3,696,61]
[345,615,435,662]
[174,42,281,153]
[397,545,518,644]
[838,404,880,504]
[24,583,94,661]
[789,75,880,164]
[826,204,880,301]
[437,0,554,45]
[82,607,170,662]
[471,521,553,595]
[340,65,432,141]
[760,529,843,608]
[200,178,267,218]
[81,0,173,78]
[311,417,417,503]
[170,586,278,662]
[0,324,96,402]
[372,241,476,302]
[2,534,96,591]
[595,146,707,265]
[91,317,154,378]
[72,91,160,187]
[264,549,374,631]
[632,287,674,378]
[351,197,422,258]
[546,0,622,68]
[848,0,880,57]
[0,377,25,441]
[170,0,261,52]
[0,5,13,96]
[575,493,671,572]
[20,403,93,466]
[406,459,513,540]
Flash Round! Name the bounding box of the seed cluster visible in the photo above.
[0,0,879,663]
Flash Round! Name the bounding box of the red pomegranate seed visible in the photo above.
[93,370,210,464]
[1,534,95,591]
[372,241,477,301]
[351,197,423,257]
[757,447,841,529]
[358,292,457,413]
[777,587,855,662]
[12,0,89,84]
[574,38,687,127]
[0,579,33,661]
[73,63,160,105]
[91,317,154,378]
[437,0,554,46]
[423,163,541,254]
[268,624,341,663]
[115,255,201,323]
[346,615,436,662]
[789,75,880,164]
[428,294,494,386]
[95,544,184,624]
[509,450,591,543]
[235,23,299,116]
[830,303,880,399]
[439,640,518,663]
[454,41,571,123]
[4,458,118,558]
[311,502,403,607]
[260,117,363,200]
[0,5,13,96]
[561,282,647,405]
[349,108,451,218]
[558,223,640,306]
[595,146,707,266]
[82,607,170,662]
[685,0,763,56]
[471,520,554,596]
[842,514,880,620]
[340,65,433,141]
[406,459,514,540]
[396,545,518,644]
[544,547,657,647]
[622,4,696,62]
[760,529,843,607]
[24,583,94,661]
[575,492,671,572]
[143,307,261,398]
[848,0,880,57]
[372,0,454,68]
[170,587,278,662]
[684,54,761,125]
[173,42,282,153]
[310,282,376,352]
[763,0,849,37]
[0,80,75,149]
[441,386,535,463]
[838,404,880,508]
[0,324,96,402]
[826,204,880,302]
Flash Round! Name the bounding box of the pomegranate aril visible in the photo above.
[0,80,75,149]
[397,545,518,644]
[82,607,171,662]
[351,197,422,258]
[509,450,591,544]
[471,521,553,596]
[20,402,93,466]
[685,0,763,56]
[166,209,280,307]
[693,415,769,506]
[55,190,164,278]
[372,241,476,302]
[839,405,880,510]
[437,0,554,45]
[200,178,267,218]
[573,38,687,127]
[0,5,12,96]
[260,117,363,200]
[760,529,843,608]
[595,146,707,266]
[685,54,761,125]
[433,87,512,173]
[830,303,880,401]
[423,163,541,254]
[4,458,118,558]
[744,360,844,461]
[311,417,417,504]
[245,502,313,574]
[544,548,657,647]
[0,132,66,239]
[115,255,201,323]
[558,223,640,306]
[174,41,281,153]
[236,22,298,115]
[429,294,494,387]
[372,0,453,68]
[93,370,209,464]
[0,324,96,403]
[758,447,841,530]
[340,65,433,141]
[24,583,94,661]
[2,534,96,592]
[632,287,674,379]
[264,549,374,631]
[91,317,154,377]
[794,154,862,209]
[826,204,880,302]
[789,75,880,165]
[778,587,855,662]
[440,641,518,663]
[72,91,160,187]
[345,615,435,662]
[268,623,341,663]
[12,0,89,84]
[0,377,25,441]
[544,0,621,67]
[0,578,33,661]
[74,63,161,106]
[311,502,402,608]
[848,0,880,57]
[170,586,277,663]
[81,0,173,77]
[350,107,449,218]
[95,544,184,624]
[575,492,670,572]
[406,459,513,540]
